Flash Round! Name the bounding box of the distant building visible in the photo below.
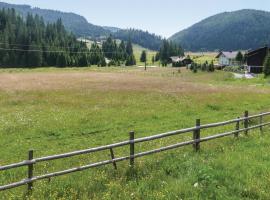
[170,56,181,63]
[170,56,193,67]
[246,46,269,73]
[216,51,239,67]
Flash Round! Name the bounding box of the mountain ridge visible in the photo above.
[170,9,270,51]
[0,1,163,50]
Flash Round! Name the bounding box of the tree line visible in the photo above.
[156,39,184,66]
[102,36,136,66]
[113,29,163,51]
[0,9,136,68]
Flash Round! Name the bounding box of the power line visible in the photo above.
[0,41,88,50]
[0,47,128,54]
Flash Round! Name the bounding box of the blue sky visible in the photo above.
[1,0,270,37]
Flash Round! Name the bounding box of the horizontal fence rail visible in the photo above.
[0,110,270,192]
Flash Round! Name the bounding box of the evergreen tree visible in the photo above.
[126,37,133,56]
[102,35,117,60]
[208,61,215,72]
[125,54,136,66]
[140,50,147,63]
[192,63,198,73]
[159,39,184,66]
[0,8,90,68]
[236,51,244,64]
[263,53,270,77]
[152,56,155,64]
[155,52,160,61]
[118,40,127,60]
[56,53,67,67]
[78,54,89,67]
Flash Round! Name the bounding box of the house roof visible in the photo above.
[247,46,268,57]
[216,51,238,59]
[170,56,181,63]
[170,56,192,63]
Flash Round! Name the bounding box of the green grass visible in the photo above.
[189,53,218,64]
[0,68,270,199]
[132,43,158,66]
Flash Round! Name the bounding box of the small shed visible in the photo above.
[246,46,269,73]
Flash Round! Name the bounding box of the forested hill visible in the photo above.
[0,9,103,67]
[0,1,109,37]
[170,9,270,51]
[113,29,164,50]
[0,2,164,50]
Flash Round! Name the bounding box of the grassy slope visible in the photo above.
[132,44,157,66]
[187,52,218,65]
[0,68,270,199]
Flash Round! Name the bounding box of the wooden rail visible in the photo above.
[0,110,270,192]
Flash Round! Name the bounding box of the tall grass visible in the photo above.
[0,68,270,199]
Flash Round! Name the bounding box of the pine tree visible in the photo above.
[263,53,270,77]
[118,40,127,60]
[56,53,67,67]
[155,52,160,61]
[125,54,136,66]
[126,37,133,56]
[236,51,243,64]
[78,54,89,67]
[0,9,91,68]
[208,61,215,72]
[140,50,147,63]
[152,56,155,64]
[159,39,184,66]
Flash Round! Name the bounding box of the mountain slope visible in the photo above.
[0,1,110,37]
[170,9,270,51]
[0,2,164,50]
[113,29,164,50]
[103,26,121,33]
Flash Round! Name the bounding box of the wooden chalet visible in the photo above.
[246,46,269,73]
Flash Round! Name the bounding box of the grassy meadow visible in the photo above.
[132,44,158,66]
[0,67,270,199]
[188,52,218,65]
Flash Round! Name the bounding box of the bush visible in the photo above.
[192,64,198,73]
[208,61,215,72]
[223,66,243,73]
[172,61,183,67]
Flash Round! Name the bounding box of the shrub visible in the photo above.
[223,66,243,73]
[208,61,215,72]
[263,53,270,77]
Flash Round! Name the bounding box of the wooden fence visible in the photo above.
[0,110,270,193]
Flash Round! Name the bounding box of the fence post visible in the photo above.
[235,117,240,138]
[27,150,34,193]
[109,148,117,170]
[260,113,263,134]
[129,131,135,167]
[193,119,201,152]
[244,111,249,135]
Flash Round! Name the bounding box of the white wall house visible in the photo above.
[216,51,239,66]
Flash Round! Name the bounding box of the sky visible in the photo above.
[1,0,270,37]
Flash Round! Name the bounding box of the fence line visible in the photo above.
[0,110,269,192]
